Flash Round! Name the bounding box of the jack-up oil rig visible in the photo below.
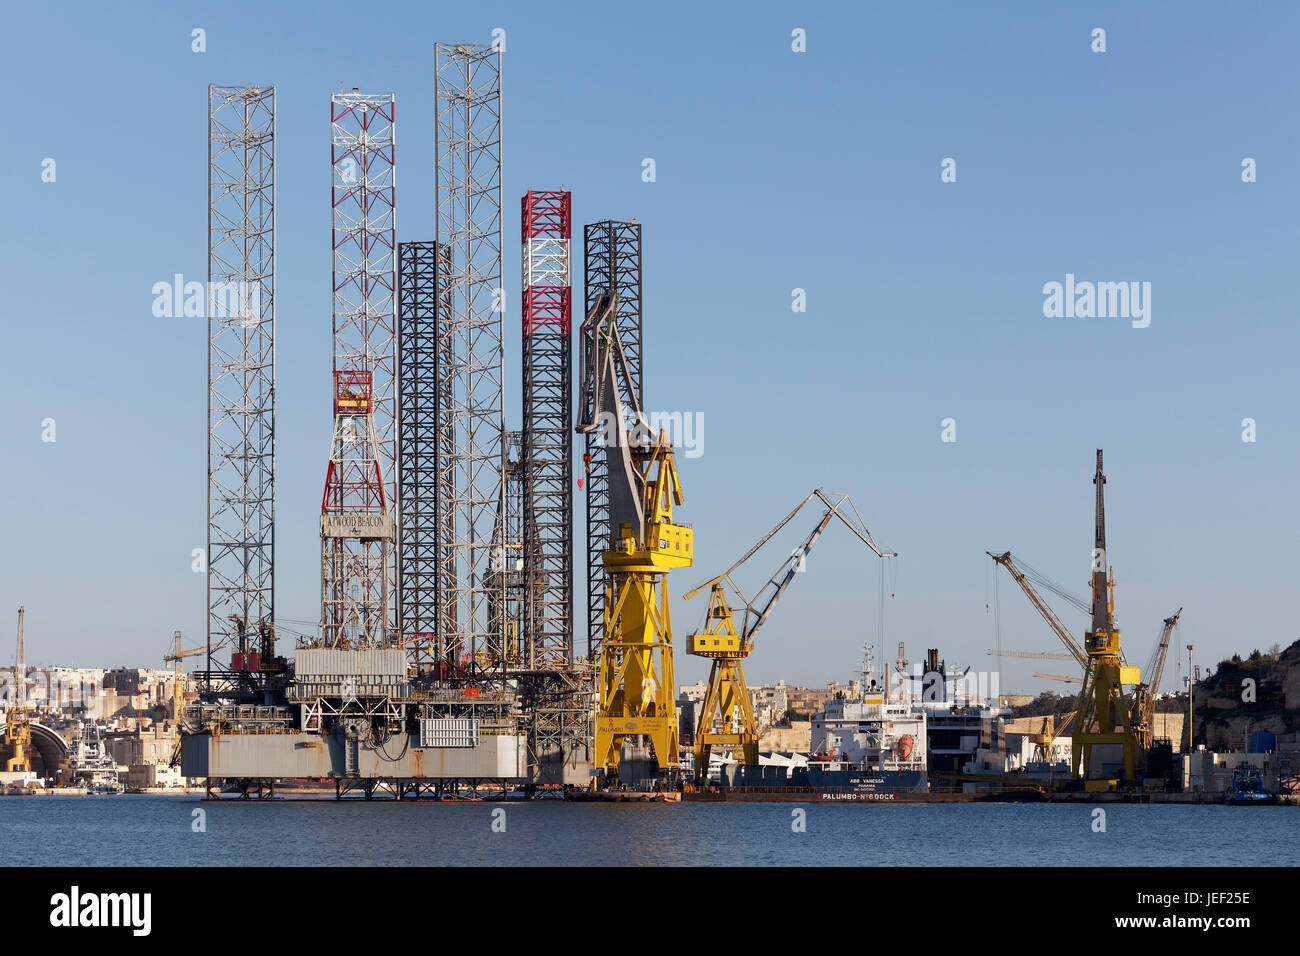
[183,49,656,798]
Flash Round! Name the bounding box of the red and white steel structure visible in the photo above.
[320,91,397,648]
[319,372,392,647]
[520,190,573,669]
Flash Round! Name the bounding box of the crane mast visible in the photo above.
[1073,450,1140,785]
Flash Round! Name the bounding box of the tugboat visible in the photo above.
[1224,764,1277,805]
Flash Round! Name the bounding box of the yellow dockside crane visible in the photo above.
[3,607,31,774]
[991,451,1181,789]
[1074,450,1140,785]
[577,293,691,783]
[684,490,892,783]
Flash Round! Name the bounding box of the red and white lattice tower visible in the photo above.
[321,91,392,650]
[320,371,392,647]
[325,91,397,646]
[520,190,573,669]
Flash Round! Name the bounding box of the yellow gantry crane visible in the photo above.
[577,294,691,782]
[683,490,892,783]
[3,607,31,773]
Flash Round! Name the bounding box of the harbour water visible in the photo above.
[2,796,1295,867]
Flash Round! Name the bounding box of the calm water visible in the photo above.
[2,795,1295,866]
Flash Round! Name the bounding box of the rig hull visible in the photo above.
[181,731,525,780]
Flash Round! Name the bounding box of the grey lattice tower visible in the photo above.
[397,241,452,668]
[207,85,275,680]
[434,43,504,676]
[582,220,642,662]
[521,191,573,669]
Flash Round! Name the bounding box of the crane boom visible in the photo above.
[987,648,1077,662]
[988,552,1088,666]
[684,492,818,601]
[741,509,834,644]
[1133,608,1181,749]
[1147,609,1181,708]
[687,489,891,648]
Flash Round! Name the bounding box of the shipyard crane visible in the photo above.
[991,451,1148,787]
[1069,450,1143,785]
[3,607,31,773]
[164,631,212,768]
[163,631,208,726]
[1131,609,1182,752]
[577,293,691,783]
[682,490,892,783]
[1030,712,1075,764]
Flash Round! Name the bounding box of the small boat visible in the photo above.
[1224,765,1277,805]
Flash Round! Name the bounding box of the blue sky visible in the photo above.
[2,1,1297,699]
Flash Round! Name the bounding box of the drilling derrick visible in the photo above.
[1072,449,1140,785]
[578,294,688,784]
[320,371,393,647]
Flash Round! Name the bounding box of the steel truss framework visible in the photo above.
[521,190,573,669]
[582,221,643,662]
[487,430,526,664]
[434,44,504,677]
[397,241,453,667]
[319,371,391,647]
[327,92,397,647]
[207,85,275,685]
[519,191,591,786]
[331,92,397,495]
